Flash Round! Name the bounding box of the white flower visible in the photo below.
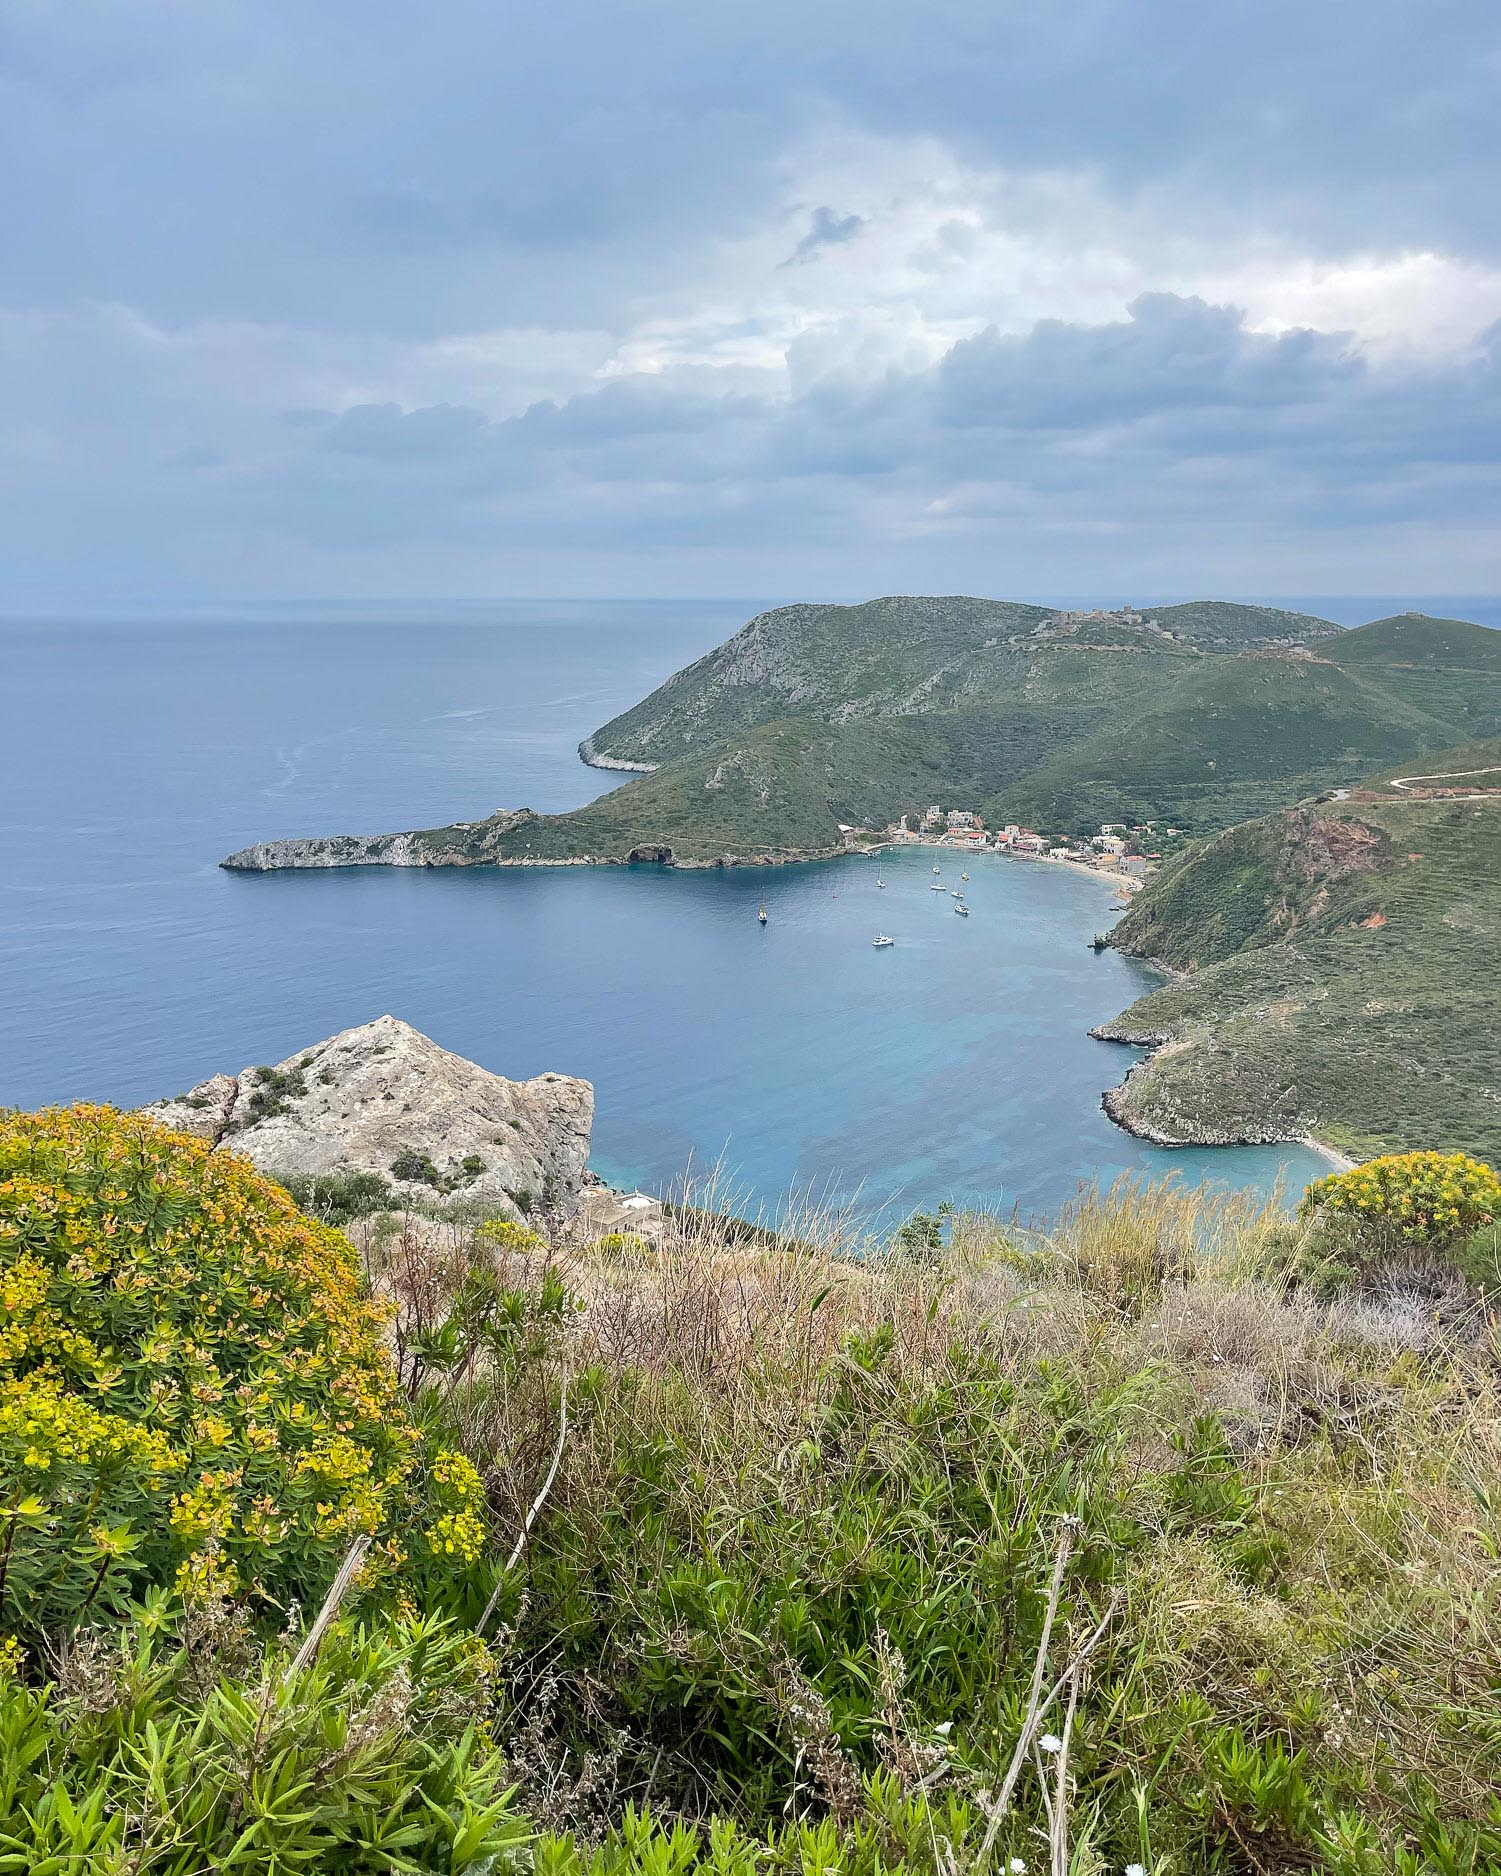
[1039,1732,1063,1753]
[1008,1862,1028,1874]
[1125,1865,1147,1876]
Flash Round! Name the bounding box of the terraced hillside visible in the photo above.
[1097,742,1501,1161]
[226,600,1501,871]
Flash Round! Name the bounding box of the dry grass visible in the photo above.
[334,1171,1501,1867]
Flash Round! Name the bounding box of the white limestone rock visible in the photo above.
[147,1014,593,1218]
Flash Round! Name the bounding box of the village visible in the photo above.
[874,803,1178,888]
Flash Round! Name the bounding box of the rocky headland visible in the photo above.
[147,1014,594,1219]
[578,735,658,774]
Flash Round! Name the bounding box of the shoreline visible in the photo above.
[883,836,1146,896]
[577,738,658,775]
[1091,1026,1359,1171]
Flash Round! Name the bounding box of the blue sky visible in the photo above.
[3,0,1498,604]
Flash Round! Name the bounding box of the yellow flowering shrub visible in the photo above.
[1300,1150,1501,1245]
[0,1104,429,1645]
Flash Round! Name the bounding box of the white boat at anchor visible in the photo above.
[954,902,970,917]
[873,932,895,948]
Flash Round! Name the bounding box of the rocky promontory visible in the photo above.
[146,1014,593,1219]
[578,735,658,774]
[222,810,539,872]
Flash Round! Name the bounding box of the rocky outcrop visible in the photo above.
[222,810,537,872]
[147,1015,593,1219]
[578,736,658,774]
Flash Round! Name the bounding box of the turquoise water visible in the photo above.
[1,607,1328,1225]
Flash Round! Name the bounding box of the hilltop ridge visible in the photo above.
[584,596,1343,769]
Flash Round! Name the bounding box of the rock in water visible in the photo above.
[146,1014,593,1219]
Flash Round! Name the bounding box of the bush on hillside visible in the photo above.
[1300,1150,1500,1246]
[277,1167,396,1226]
[0,1105,486,1651]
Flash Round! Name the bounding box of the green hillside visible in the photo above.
[1326,611,1501,669]
[586,595,1341,767]
[584,595,1055,764]
[1147,599,1345,646]
[228,599,1501,870]
[1097,752,1501,1160]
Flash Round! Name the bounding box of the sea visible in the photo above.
[7,596,1492,1230]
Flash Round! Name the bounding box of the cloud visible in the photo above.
[783,207,866,266]
[44,292,1476,594]
[2,0,1498,600]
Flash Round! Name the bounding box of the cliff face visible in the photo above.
[147,1014,594,1219]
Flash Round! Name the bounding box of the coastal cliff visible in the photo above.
[146,1014,594,1219]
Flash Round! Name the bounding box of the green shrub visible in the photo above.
[0,1106,485,1653]
[0,1615,527,1873]
[278,1167,396,1225]
[391,1146,444,1186]
[245,1065,307,1122]
[1301,1151,1501,1245]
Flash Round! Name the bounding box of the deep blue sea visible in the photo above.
[8,597,1488,1228]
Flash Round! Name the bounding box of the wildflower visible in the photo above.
[1039,1733,1063,1753]
[1009,1861,1028,1873]
[1126,1865,1147,1876]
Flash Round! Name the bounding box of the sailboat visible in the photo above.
[932,864,941,874]
[876,875,885,888]
[961,871,970,881]
[757,902,768,925]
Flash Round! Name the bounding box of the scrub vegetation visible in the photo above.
[1100,745,1501,1162]
[4,1106,1500,1873]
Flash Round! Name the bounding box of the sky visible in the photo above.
[3,0,1499,607]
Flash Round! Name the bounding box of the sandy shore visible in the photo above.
[1300,1136,1359,1173]
[882,837,1145,895]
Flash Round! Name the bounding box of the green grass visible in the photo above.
[369,1188,1501,1872]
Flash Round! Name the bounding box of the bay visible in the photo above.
[2,603,1333,1225]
